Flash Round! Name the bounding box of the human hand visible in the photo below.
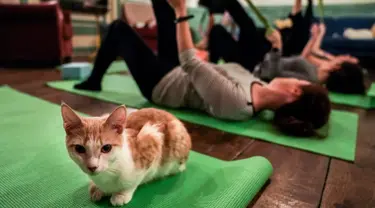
[195,37,208,50]
[335,54,359,64]
[317,59,342,82]
[319,23,326,36]
[266,30,282,49]
[167,0,186,16]
[319,59,342,73]
[310,23,320,37]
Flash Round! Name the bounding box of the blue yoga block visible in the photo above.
[60,62,92,80]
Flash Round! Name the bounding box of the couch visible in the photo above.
[317,17,375,57]
[0,1,73,68]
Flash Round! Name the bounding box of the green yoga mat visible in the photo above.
[0,86,272,208]
[47,75,359,161]
[329,83,375,109]
[106,61,129,74]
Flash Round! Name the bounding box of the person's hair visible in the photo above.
[326,62,367,94]
[273,84,331,137]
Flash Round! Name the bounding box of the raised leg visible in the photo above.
[225,0,270,71]
[151,0,180,69]
[282,0,313,56]
[74,20,172,101]
[292,0,302,15]
[208,25,241,63]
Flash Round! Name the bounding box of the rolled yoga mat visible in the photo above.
[47,75,359,161]
[0,86,273,208]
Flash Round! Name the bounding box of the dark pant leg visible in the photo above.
[283,0,314,56]
[88,20,171,100]
[304,0,313,24]
[208,25,241,63]
[281,12,305,56]
[151,0,180,69]
[224,0,270,72]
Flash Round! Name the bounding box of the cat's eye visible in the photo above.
[101,144,112,153]
[74,145,86,154]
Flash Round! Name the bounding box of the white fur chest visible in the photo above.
[90,137,139,194]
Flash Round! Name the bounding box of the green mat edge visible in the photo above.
[329,92,375,109]
[45,79,359,162]
[0,85,275,207]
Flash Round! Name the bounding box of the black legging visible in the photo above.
[208,0,271,72]
[86,0,178,101]
[208,0,314,70]
[281,0,314,56]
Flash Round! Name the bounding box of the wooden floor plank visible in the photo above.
[320,106,375,208]
[185,122,256,160]
[320,160,375,208]
[238,141,330,208]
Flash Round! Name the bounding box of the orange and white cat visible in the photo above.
[60,104,191,206]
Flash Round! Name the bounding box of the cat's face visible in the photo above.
[61,104,127,176]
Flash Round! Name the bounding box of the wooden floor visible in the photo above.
[1,64,375,208]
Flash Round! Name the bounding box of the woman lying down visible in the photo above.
[201,0,367,95]
[253,23,367,95]
[74,0,331,137]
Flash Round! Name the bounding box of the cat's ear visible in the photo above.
[105,105,127,134]
[61,103,82,134]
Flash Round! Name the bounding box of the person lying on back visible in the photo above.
[74,0,331,137]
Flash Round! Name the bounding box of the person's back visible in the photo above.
[253,50,319,83]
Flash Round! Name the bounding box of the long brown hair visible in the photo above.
[273,84,331,137]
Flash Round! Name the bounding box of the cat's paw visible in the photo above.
[110,190,135,207]
[179,163,186,172]
[89,182,104,202]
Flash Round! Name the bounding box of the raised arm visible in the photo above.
[207,13,215,33]
[311,23,336,60]
[301,24,320,58]
[195,13,214,49]
[167,0,195,52]
[309,24,359,65]
[266,29,283,51]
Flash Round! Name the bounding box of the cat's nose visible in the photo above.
[87,166,98,172]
